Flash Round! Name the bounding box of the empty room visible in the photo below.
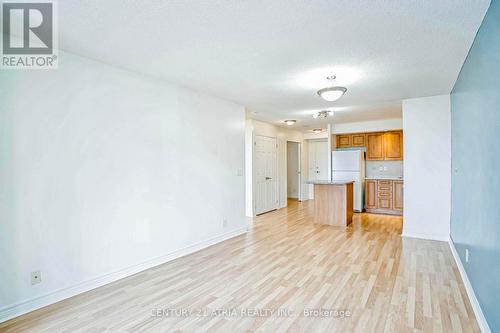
[1,1,499,332]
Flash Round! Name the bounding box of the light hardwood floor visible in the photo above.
[0,200,479,333]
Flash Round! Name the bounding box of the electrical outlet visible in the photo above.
[31,271,42,285]
[465,249,469,263]
[222,219,228,228]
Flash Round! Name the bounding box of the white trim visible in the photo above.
[401,232,449,242]
[251,131,256,217]
[448,236,492,333]
[0,227,247,323]
[285,140,302,203]
[327,124,332,182]
[297,142,302,202]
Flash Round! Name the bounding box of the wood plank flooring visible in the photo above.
[0,200,479,332]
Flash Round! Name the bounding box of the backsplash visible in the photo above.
[366,161,403,179]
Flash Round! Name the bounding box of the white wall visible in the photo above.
[402,95,451,241]
[0,50,246,321]
[332,118,402,133]
[245,120,306,216]
[303,131,329,140]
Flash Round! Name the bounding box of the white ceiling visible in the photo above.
[58,0,490,129]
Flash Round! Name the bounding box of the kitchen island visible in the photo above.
[307,180,354,227]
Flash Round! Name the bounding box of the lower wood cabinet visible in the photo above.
[393,180,404,211]
[378,197,392,210]
[365,179,377,209]
[365,179,403,215]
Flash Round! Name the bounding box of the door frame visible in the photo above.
[286,140,302,202]
[253,134,279,215]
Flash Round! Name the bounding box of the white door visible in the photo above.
[308,140,328,199]
[309,140,329,180]
[255,136,278,215]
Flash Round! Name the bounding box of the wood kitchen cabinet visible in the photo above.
[351,133,366,146]
[365,179,403,215]
[393,180,404,211]
[336,133,368,148]
[365,180,377,209]
[366,131,403,161]
[366,133,384,160]
[383,131,403,160]
[333,130,403,161]
[336,134,351,148]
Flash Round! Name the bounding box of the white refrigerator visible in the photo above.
[332,150,365,212]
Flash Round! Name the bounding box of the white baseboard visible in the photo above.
[401,232,449,242]
[448,236,491,333]
[0,227,247,323]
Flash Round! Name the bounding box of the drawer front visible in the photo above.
[377,185,392,192]
[377,191,392,198]
[377,180,392,186]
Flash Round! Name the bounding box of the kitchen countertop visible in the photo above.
[365,177,404,180]
[306,180,355,185]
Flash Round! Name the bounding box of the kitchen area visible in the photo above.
[308,128,404,227]
[334,130,404,216]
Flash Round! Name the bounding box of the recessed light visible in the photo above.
[284,120,296,126]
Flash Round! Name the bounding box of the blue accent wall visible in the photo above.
[451,1,500,331]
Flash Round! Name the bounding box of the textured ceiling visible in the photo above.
[57,0,490,128]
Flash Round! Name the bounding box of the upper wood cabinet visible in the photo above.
[351,133,366,147]
[336,134,351,148]
[336,133,365,148]
[366,133,384,160]
[366,131,403,161]
[383,131,403,160]
[333,130,403,161]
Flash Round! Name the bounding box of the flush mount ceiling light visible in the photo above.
[312,110,333,119]
[284,119,296,126]
[317,75,347,102]
[312,129,324,133]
